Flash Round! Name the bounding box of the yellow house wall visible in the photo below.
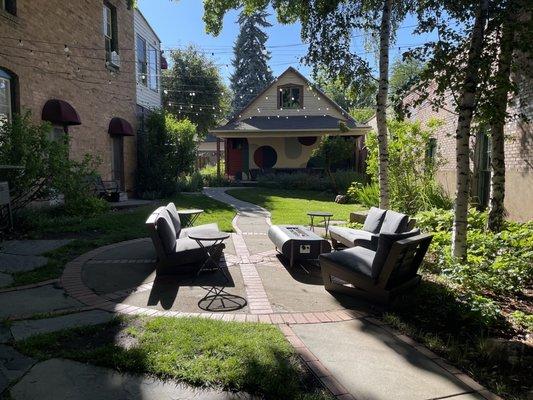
[247,136,320,169]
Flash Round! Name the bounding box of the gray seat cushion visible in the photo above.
[372,229,421,279]
[329,226,378,250]
[363,207,387,233]
[179,223,220,239]
[320,247,375,278]
[156,210,177,254]
[166,203,182,238]
[171,237,209,266]
[380,210,409,234]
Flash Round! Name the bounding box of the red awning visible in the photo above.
[41,99,81,126]
[108,117,134,136]
[160,54,168,70]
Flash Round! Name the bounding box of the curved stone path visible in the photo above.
[0,188,501,400]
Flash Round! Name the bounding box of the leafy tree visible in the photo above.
[389,56,424,105]
[313,68,377,111]
[203,0,413,210]
[137,111,198,198]
[312,136,355,194]
[163,46,230,138]
[230,8,274,112]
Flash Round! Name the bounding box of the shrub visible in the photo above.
[256,170,364,193]
[365,118,453,214]
[176,171,204,192]
[137,110,197,197]
[346,182,379,207]
[0,113,105,219]
[199,163,233,187]
[416,208,533,297]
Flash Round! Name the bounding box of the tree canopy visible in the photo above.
[163,46,230,138]
[230,8,274,112]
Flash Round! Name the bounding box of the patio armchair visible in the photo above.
[146,206,224,275]
[329,207,415,250]
[92,176,120,202]
[319,229,432,304]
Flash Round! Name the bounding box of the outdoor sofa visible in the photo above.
[329,207,416,250]
[146,203,224,275]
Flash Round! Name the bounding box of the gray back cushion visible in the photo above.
[380,210,409,233]
[166,202,181,238]
[363,207,387,233]
[371,229,420,279]
[156,209,177,254]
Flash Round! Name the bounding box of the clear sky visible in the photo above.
[137,0,435,84]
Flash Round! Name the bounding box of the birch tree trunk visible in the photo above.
[375,0,392,209]
[452,0,489,260]
[488,16,514,232]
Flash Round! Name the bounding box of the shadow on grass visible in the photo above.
[14,317,332,399]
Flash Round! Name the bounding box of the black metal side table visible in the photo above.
[307,211,334,237]
[188,231,246,312]
[177,209,204,228]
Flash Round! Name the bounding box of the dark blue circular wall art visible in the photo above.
[254,146,277,169]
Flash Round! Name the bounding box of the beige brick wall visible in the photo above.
[0,0,138,191]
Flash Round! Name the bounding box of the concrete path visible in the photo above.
[9,358,255,400]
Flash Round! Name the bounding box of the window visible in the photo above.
[103,3,118,61]
[1,0,16,15]
[148,44,158,91]
[0,69,13,125]
[136,35,147,86]
[425,138,437,162]
[278,85,302,109]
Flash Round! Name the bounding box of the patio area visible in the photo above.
[36,187,492,400]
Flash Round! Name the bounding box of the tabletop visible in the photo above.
[307,211,334,217]
[177,209,204,215]
[188,231,230,241]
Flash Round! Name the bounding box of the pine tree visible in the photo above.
[230,9,274,112]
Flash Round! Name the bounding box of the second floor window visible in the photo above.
[0,69,13,126]
[1,0,16,15]
[278,85,302,109]
[148,44,158,91]
[103,3,118,61]
[136,35,147,85]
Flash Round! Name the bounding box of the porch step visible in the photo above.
[118,192,128,202]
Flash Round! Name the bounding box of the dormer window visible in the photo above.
[278,85,303,109]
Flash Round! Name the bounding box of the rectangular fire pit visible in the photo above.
[268,225,331,267]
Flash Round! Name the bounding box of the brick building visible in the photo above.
[0,0,138,191]
[368,77,532,222]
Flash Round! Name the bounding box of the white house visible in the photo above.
[134,9,164,118]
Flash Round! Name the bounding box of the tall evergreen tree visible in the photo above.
[230,9,274,112]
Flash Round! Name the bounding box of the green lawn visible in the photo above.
[16,316,331,400]
[11,193,235,286]
[226,188,364,225]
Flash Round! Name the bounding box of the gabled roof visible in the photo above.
[212,115,359,133]
[228,66,357,124]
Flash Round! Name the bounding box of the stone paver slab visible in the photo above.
[0,285,83,319]
[83,262,156,295]
[0,253,48,273]
[10,358,255,400]
[0,240,71,256]
[0,345,35,394]
[293,320,482,400]
[10,310,114,341]
[0,272,13,288]
[0,326,12,344]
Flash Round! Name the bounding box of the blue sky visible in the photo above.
[138,0,435,84]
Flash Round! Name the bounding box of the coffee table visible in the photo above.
[177,209,204,228]
[188,231,246,312]
[307,211,333,237]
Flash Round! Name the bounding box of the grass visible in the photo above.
[16,316,332,400]
[10,193,235,286]
[226,188,364,225]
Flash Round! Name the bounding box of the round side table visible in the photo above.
[307,211,334,237]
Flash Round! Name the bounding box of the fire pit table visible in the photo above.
[268,225,332,270]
